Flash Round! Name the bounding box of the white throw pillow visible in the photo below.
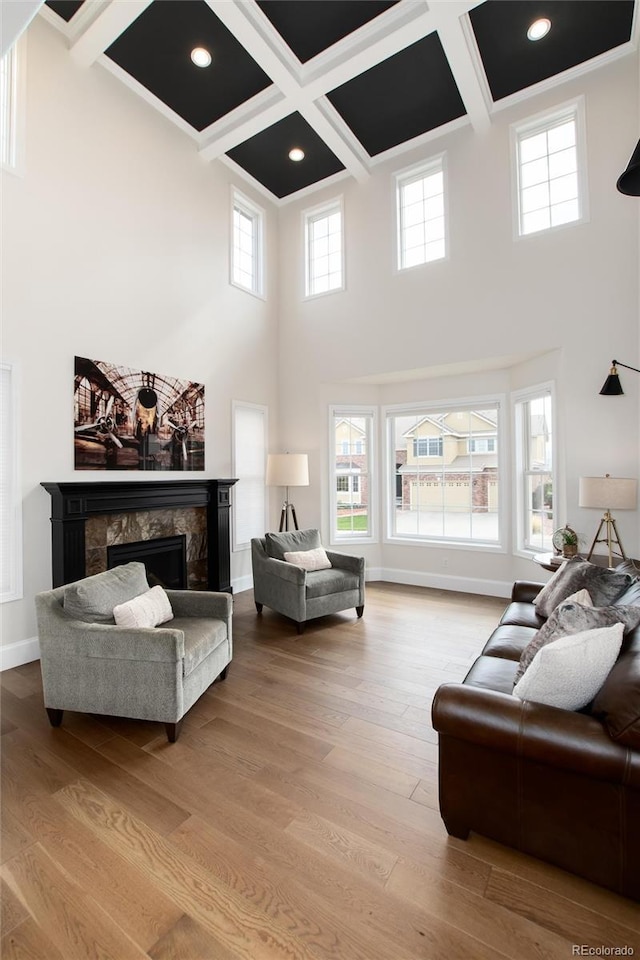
[283,546,332,572]
[113,585,174,629]
[513,622,624,711]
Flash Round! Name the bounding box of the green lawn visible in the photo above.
[337,515,368,531]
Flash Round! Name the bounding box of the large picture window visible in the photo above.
[386,401,502,544]
[330,407,375,542]
[513,386,554,553]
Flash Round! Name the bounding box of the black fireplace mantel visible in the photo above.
[42,479,237,591]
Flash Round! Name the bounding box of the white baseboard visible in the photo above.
[374,566,512,599]
[1,636,40,671]
[232,573,254,595]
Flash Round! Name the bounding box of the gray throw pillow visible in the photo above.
[63,561,149,623]
[514,600,640,685]
[533,559,631,618]
[265,528,321,561]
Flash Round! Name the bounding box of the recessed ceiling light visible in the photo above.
[191,47,212,68]
[288,147,305,162]
[527,18,551,41]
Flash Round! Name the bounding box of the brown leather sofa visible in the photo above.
[432,575,640,900]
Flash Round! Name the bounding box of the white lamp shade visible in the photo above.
[266,453,309,487]
[579,476,637,510]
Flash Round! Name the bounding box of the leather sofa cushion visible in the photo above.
[615,579,640,606]
[590,649,640,749]
[499,601,546,630]
[482,625,537,662]
[305,568,360,599]
[463,655,519,695]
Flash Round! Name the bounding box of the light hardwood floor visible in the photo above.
[2,582,639,959]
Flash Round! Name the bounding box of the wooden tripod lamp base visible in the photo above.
[579,475,637,568]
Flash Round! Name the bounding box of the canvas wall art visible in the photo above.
[74,356,205,471]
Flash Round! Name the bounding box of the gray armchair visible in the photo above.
[251,529,365,634]
[35,562,232,742]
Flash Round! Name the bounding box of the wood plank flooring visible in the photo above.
[2,581,639,959]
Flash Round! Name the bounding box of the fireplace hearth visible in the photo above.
[42,479,237,592]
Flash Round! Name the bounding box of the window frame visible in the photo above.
[395,153,448,272]
[329,404,377,545]
[303,196,345,300]
[230,188,265,299]
[231,400,268,552]
[511,97,588,240]
[1,35,26,177]
[1,361,23,603]
[383,396,507,551]
[512,382,556,557]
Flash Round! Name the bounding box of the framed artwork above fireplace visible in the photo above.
[74,356,205,471]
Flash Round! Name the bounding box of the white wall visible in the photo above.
[1,17,279,660]
[276,54,640,590]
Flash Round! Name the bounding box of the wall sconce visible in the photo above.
[616,139,640,196]
[266,453,309,532]
[599,360,640,395]
[579,474,638,566]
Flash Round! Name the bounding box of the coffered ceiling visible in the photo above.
[41,0,638,204]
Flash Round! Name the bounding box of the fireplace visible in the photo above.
[108,535,187,590]
[42,479,237,592]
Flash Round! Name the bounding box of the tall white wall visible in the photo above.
[1,17,279,656]
[276,54,640,588]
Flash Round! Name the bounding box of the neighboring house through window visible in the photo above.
[386,402,502,545]
[513,385,555,554]
[231,189,264,297]
[330,408,375,542]
[396,155,446,270]
[304,198,344,298]
[513,99,587,237]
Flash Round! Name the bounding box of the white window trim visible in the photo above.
[230,188,266,300]
[1,34,27,177]
[303,195,345,300]
[231,400,268,552]
[394,152,448,273]
[512,381,557,558]
[328,404,377,546]
[382,395,507,552]
[1,361,23,603]
[510,96,589,241]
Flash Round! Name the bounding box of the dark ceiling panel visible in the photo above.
[327,33,466,157]
[257,0,399,64]
[45,0,85,22]
[470,0,635,102]
[105,0,272,131]
[227,112,345,198]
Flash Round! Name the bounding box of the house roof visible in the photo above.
[399,453,498,474]
[402,410,498,438]
[41,0,638,205]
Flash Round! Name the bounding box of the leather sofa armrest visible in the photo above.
[432,683,640,787]
[511,580,544,603]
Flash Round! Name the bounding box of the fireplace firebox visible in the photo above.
[108,535,187,590]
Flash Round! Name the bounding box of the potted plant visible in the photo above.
[558,525,579,558]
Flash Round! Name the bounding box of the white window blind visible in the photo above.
[233,402,267,551]
[1,362,22,602]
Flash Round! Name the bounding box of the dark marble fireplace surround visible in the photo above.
[42,480,237,592]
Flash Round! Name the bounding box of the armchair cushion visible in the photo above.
[265,528,321,561]
[305,568,360,599]
[63,561,149,623]
[174,617,229,677]
[113,585,174,629]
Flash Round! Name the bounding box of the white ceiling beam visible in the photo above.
[70,0,154,68]
[434,8,491,134]
[2,0,43,57]
[199,93,292,162]
[299,102,369,183]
